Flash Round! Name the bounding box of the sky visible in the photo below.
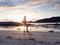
[0,0,60,22]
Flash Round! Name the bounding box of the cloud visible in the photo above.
[0,0,59,13]
[0,0,4,2]
[0,0,50,7]
[0,0,59,7]
[0,0,26,7]
[26,0,49,5]
[51,0,60,2]
[11,0,19,2]
[11,0,24,1]
[53,4,60,9]
[0,0,13,6]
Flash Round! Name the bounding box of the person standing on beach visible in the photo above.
[22,16,28,32]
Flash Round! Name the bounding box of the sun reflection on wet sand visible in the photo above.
[17,26,30,32]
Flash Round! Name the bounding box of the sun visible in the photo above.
[9,10,36,22]
[0,10,37,22]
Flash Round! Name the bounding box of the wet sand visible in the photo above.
[0,30,60,45]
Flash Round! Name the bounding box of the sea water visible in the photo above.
[0,23,60,32]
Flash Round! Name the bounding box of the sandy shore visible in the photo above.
[0,30,60,45]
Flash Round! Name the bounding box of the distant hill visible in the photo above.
[0,21,22,26]
[35,17,60,23]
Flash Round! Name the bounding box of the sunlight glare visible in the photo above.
[0,10,37,22]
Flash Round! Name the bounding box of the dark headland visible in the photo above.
[35,17,60,23]
[0,21,22,26]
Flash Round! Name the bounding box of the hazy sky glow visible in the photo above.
[0,0,60,22]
